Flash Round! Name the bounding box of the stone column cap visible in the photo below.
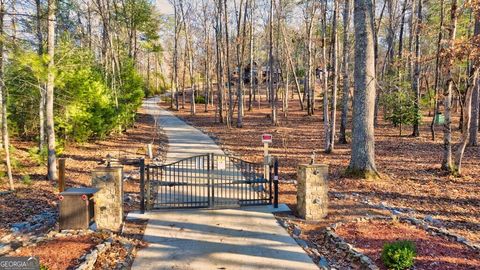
[93,166,124,172]
[298,164,329,168]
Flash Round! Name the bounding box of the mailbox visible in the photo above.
[59,187,99,230]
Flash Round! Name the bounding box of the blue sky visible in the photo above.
[156,0,174,15]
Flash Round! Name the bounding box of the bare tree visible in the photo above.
[224,0,233,127]
[339,0,351,144]
[248,0,255,111]
[214,0,225,123]
[46,0,58,181]
[170,0,181,110]
[0,0,13,190]
[454,13,479,173]
[411,0,422,137]
[326,0,339,153]
[347,0,379,178]
[179,1,196,115]
[269,0,277,125]
[303,0,317,116]
[469,80,479,146]
[36,0,46,150]
[441,0,458,172]
[236,0,249,128]
[430,0,445,141]
[202,0,211,113]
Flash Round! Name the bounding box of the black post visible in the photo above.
[273,158,279,208]
[139,158,145,214]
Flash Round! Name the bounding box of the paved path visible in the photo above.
[131,97,318,270]
[143,96,223,163]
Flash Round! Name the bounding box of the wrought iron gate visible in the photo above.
[143,154,272,209]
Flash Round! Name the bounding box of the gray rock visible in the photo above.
[456,236,467,242]
[0,244,12,255]
[10,241,22,249]
[391,209,403,215]
[295,238,309,249]
[11,222,29,232]
[293,225,302,237]
[318,256,329,270]
[277,219,288,228]
[424,215,437,223]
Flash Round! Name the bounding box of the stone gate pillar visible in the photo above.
[296,164,328,220]
[91,166,124,232]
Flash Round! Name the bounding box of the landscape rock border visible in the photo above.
[1,229,96,257]
[332,191,480,252]
[276,216,378,270]
[75,238,112,270]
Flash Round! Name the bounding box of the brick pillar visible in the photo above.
[296,164,328,220]
[91,166,123,232]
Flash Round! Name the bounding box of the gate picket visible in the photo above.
[145,153,272,209]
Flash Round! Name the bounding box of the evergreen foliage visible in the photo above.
[381,240,416,270]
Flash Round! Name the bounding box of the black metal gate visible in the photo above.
[143,154,273,209]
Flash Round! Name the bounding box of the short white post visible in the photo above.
[147,143,153,159]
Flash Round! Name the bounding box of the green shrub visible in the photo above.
[22,175,32,185]
[28,146,64,165]
[381,240,416,270]
[195,95,206,104]
[29,147,48,165]
[10,157,22,170]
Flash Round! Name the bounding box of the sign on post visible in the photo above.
[262,134,273,144]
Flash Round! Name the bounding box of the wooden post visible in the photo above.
[139,158,145,214]
[147,143,153,159]
[58,158,65,192]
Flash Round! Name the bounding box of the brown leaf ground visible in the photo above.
[335,220,480,270]
[15,234,102,270]
[0,106,167,237]
[163,95,480,245]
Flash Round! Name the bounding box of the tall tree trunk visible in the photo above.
[327,0,339,153]
[224,0,233,127]
[173,0,180,110]
[322,0,330,148]
[441,0,458,172]
[180,2,196,115]
[36,0,46,150]
[348,0,379,178]
[0,1,13,190]
[46,0,58,181]
[469,78,479,146]
[305,2,316,116]
[455,15,479,172]
[236,0,248,128]
[339,0,351,144]
[181,48,187,109]
[248,0,255,111]
[397,0,407,77]
[214,0,224,123]
[269,0,277,125]
[412,0,422,137]
[430,0,444,141]
[280,25,304,110]
[202,0,210,113]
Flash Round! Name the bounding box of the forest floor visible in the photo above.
[0,104,167,269]
[162,94,480,268]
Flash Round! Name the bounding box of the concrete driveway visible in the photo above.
[133,98,318,269]
[129,205,318,270]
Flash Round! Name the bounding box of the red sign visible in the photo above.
[262,134,273,143]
